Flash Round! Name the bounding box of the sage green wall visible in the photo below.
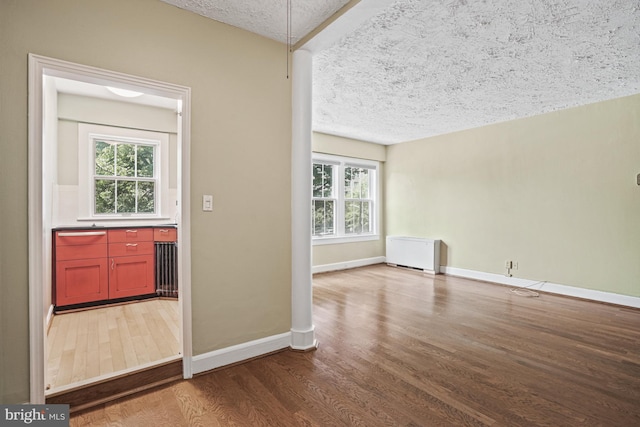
[312,132,386,267]
[313,132,386,162]
[0,0,292,403]
[386,94,640,297]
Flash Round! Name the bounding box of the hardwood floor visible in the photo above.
[47,298,180,392]
[71,265,640,426]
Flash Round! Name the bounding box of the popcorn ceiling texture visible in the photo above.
[160,0,349,44]
[315,0,640,143]
[161,0,639,144]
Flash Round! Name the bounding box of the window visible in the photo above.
[312,163,335,236]
[312,154,379,244]
[78,124,169,220]
[93,139,157,214]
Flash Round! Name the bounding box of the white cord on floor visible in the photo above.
[509,280,546,297]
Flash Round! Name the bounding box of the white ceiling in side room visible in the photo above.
[160,0,640,145]
[53,77,179,110]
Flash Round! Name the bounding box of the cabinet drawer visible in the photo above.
[56,230,107,246]
[108,241,154,257]
[154,227,177,242]
[56,243,107,261]
[108,228,153,243]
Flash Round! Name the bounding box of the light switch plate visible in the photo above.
[202,195,213,211]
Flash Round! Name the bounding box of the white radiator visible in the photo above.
[386,236,441,273]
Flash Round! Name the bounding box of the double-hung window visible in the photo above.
[312,162,336,236]
[312,154,379,244]
[78,123,169,220]
[93,138,157,215]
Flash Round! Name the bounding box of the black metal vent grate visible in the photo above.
[155,242,178,297]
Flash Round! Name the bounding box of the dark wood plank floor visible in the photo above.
[71,264,640,426]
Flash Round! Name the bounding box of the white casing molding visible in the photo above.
[191,333,291,375]
[312,256,386,274]
[28,54,193,404]
[442,266,640,309]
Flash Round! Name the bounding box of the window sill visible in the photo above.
[312,234,379,246]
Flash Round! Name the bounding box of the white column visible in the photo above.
[291,49,317,350]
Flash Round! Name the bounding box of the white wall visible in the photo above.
[54,93,178,227]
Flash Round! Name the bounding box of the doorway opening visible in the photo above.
[28,54,193,404]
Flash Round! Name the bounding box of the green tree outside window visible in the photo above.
[94,140,156,214]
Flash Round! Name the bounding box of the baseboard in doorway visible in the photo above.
[45,305,54,334]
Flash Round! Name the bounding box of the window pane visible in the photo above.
[137,145,154,178]
[345,167,353,198]
[362,201,370,233]
[116,180,136,213]
[95,141,114,176]
[345,200,371,234]
[138,181,155,213]
[313,164,333,198]
[345,167,369,199]
[95,179,115,214]
[116,144,135,177]
[312,200,334,236]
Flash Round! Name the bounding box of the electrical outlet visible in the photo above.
[505,260,512,269]
[513,261,518,270]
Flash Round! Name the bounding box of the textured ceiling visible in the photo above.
[160,0,350,44]
[313,0,640,143]
[162,0,640,145]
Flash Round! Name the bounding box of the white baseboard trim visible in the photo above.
[46,305,54,330]
[291,326,318,351]
[442,266,640,309]
[313,256,386,274]
[191,332,291,376]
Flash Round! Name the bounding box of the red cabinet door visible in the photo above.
[56,258,109,306]
[109,255,155,299]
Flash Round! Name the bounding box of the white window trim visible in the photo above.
[78,123,169,221]
[312,153,380,245]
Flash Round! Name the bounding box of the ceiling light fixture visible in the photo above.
[106,86,144,98]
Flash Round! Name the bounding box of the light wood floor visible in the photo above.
[71,265,640,426]
[47,298,180,392]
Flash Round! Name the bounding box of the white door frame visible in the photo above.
[28,54,193,404]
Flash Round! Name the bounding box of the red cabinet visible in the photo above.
[154,227,177,242]
[54,230,109,306]
[108,229,154,299]
[54,227,168,308]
